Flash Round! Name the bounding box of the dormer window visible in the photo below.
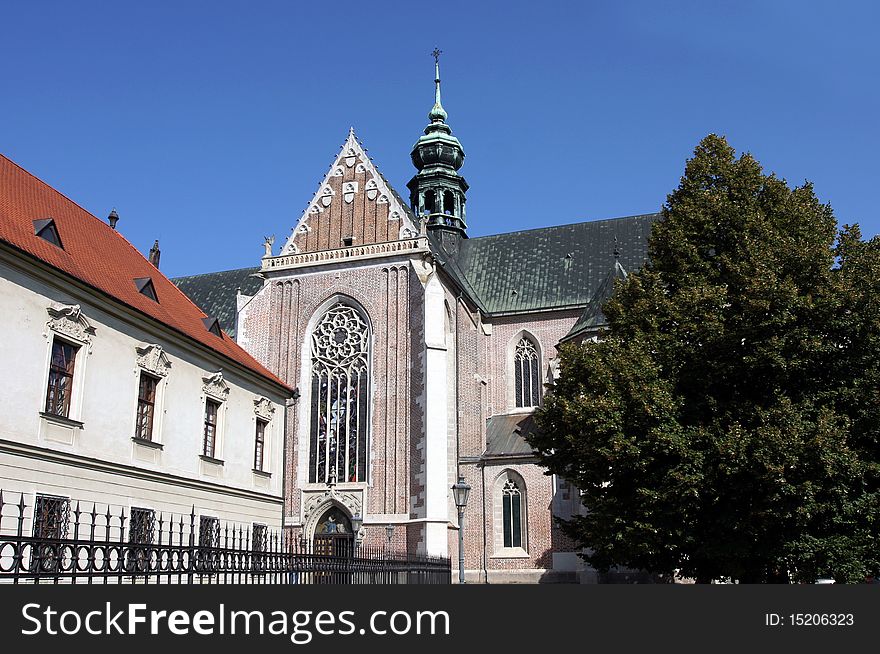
[134,277,158,302]
[202,317,222,338]
[33,218,63,248]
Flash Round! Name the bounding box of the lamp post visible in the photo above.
[451,476,471,584]
[351,513,363,553]
[385,523,394,549]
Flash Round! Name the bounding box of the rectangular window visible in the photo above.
[199,515,220,549]
[45,339,78,417]
[129,507,155,544]
[126,507,155,573]
[136,373,158,441]
[196,515,220,574]
[254,419,267,471]
[203,399,220,458]
[31,494,70,574]
[252,523,267,573]
[252,523,267,551]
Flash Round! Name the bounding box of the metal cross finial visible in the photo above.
[431,48,442,63]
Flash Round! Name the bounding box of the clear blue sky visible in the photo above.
[2,1,877,278]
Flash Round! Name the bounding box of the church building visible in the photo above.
[175,58,658,582]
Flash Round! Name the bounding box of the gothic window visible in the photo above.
[502,480,523,548]
[308,303,370,484]
[45,338,78,417]
[514,336,541,408]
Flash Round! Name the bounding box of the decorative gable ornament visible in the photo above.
[136,343,172,378]
[279,129,420,256]
[319,186,335,207]
[332,166,344,177]
[202,371,230,400]
[46,304,96,345]
[343,181,358,204]
[253,396,275,421]
[365,179,378,200]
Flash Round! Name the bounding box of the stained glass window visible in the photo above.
[514,336,541,408]
[308,303,370,484]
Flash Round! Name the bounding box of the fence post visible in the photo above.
[187,507,195,585]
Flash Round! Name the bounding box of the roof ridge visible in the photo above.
[467,212,660,241]
[172,265,260,281]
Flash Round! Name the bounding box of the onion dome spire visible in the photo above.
[408,48,469,254]
[429,48,448,123]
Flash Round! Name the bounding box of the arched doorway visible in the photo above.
[313,506,354,558]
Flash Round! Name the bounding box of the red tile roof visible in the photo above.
[0,153,290,393]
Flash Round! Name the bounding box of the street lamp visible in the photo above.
[351,513,363,552]
[385,523,395,548]
[451,476,471,584]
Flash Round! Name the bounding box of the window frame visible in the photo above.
[30,493,71,574]
[511,334,542,409]
[44,337,79,418]
[306,301,372,486]
[203,398,221,459]
[492,470,529,558]
[135,372,159,442]
[254,418,268,472]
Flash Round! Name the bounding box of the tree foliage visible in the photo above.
[529,135,880,583]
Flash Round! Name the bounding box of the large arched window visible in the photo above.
[514,336,541,408]
[502,479,523,548]
[308,303,370,484]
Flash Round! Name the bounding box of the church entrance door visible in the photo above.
[312,507,354,584]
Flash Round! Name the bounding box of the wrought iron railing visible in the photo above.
[0,491,450,584]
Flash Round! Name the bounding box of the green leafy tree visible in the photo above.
[529,135,880,583]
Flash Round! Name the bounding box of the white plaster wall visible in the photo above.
[0,259,286,524]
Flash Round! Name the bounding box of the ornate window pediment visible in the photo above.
[46,304,95,345]
[254,396,275,421]
[136,343,172,378]
[202,371,230,400]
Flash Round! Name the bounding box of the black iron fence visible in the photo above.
[0,491,450,584]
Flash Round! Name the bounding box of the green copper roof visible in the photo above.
[172,214,659,336]
[561,258,628,342]
[483,412,539,458]
[452,213,657,315]
[172,267,262,338]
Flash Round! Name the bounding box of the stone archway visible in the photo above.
[312,505,354,558]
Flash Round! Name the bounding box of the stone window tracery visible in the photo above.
[502,479,523,549]
[514,336,541,408]
[308,303,370,484]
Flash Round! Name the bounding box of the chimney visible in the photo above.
[148,240,161,268]
[108,209,119,230]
